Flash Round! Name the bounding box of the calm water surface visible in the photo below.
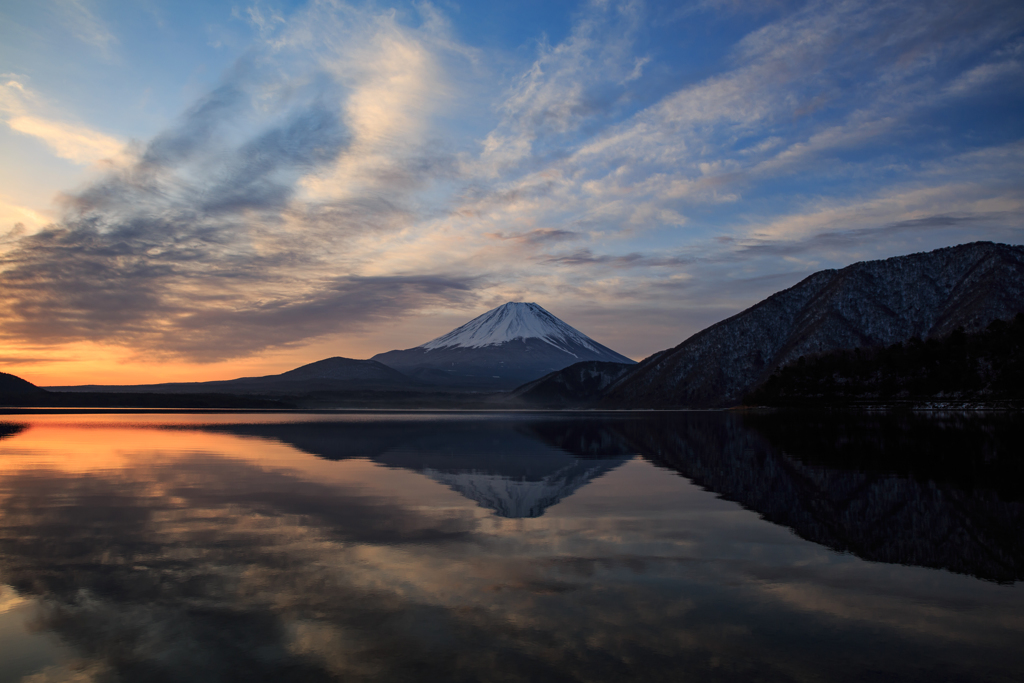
[0,411,1021,682]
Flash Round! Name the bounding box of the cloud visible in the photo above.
[476,0,648,174]
[726,214,1021,262]
[544,249,693,268]
[0,4,481,362]
[0,199,51,231]
[443,1,1024,289]
[1,78,126,165]
[944,57,1024,97]
[734,146,1024,247]
[0,356,56,365]
[59,0,119,57]
[559,0,1024,203]
[161,275,478,360]
[237,2,286,39]
[488,228,583,245]
[6,115,126,165]
[0,213,477,360]
[291,0,471,204]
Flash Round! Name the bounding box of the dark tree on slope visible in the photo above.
[745,314,1024,406]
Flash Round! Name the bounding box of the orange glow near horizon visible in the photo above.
[0,305,514,387]
[1,333,418,387]
[1,341,331,387]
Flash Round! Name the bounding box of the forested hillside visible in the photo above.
[746,314,1024,406]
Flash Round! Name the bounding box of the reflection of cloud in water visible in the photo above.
[0,584,27,614]
[0,414,1021,681]
[0,422,27,442]
[0,458,482,682]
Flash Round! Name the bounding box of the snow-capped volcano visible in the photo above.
[372,302,634,390]
[422,302,601,353]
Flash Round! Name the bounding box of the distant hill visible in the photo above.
[0,371,47,396]
[372,302,635,390]
[508,361,635,407]
[1,370,290,409]
[48,356,420,395]
[602,241,1024,408]
[0,371,49,406]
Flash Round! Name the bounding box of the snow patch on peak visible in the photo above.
[420,302,601,354]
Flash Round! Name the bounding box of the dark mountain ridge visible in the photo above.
[1,368,290,409]
[0,372,47,396]
[47,356,421,395]
[602,241,1024,408]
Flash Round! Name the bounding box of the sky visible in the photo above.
[1,0,1023,386]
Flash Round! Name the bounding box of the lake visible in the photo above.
[0,410,1021,682]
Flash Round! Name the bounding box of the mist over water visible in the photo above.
[0,411,1021,682]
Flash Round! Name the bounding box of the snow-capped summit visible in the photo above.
[372,302,635,390]
[421,302,600,354]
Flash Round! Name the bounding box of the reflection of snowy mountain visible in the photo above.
[422,458,625,518]
[200,418,634,518]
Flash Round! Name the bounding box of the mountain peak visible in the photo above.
[372,301,634,390]
[420,301,600,355]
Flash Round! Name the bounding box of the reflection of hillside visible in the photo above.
[0,422,27,441]
[198,418,632,518]
[614,413,1024,583]
[739,412,1024,498]
[189,413,1024,579]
